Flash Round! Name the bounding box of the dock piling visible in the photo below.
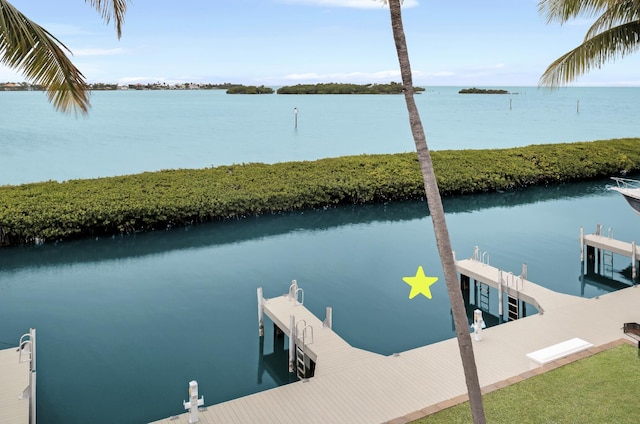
[323,307,332,329]
[257,288,264,336]
[288,315,295,373]
[632,241,637,281]
[498,274,503,319]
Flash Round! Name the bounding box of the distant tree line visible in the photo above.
[0,82,242,91]
[459,88,509,94]
[277,82,425,94]
[1,81,429,94]
[226,85,275,94]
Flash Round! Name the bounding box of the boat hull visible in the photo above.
[610,185,640,216]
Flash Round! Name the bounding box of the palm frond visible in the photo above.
[539,20,640,85]
[0,0,89,114]
[538,0,618,23]
[85,0,129,39]
[586,0,640,38]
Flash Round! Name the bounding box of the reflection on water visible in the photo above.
[0,177,638,424]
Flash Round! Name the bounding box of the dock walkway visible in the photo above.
[580,225,640,281]
[152,279,640,424]
[0,347,29,424]
[261,293,383,377]
[456,258,583,313]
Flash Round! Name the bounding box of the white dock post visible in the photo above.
[183,380,204,423]
[580,227,584,263]
[30,328,36,424]
[288,315,295,373]
[633,241,637,281]
[323,307,332,328]
[471,309,485,341]
[497,272,503,319]
[257,287,264,337]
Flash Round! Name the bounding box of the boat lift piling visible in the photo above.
[581,225,639,284]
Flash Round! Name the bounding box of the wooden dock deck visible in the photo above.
[456,258,583,313]
[583,233,640,258]
[0,347,29,424]
[261,293,383,377]
[151,281,640,424]
[581,225,640,281]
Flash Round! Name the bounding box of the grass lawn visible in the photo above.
[412,343,640,424]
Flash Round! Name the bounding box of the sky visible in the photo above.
[2,0,640,87]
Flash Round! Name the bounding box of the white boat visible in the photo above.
[609,177,640,216]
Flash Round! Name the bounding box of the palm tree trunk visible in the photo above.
[386,1,486,422]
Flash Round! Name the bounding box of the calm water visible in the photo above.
[1,180,639,423]
[1,87,640,185]
[0,88,639,423]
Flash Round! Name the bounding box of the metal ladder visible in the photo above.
[295,320,313,379]
[603,250,614,278]
[507,295,519,321]
[597,225,615,278]
[478,284,490,311]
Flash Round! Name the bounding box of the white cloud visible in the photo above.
[0,66,23,82]
[278,0,418,9]
[72,48,126,57]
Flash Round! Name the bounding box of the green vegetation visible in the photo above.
[1,138,639,246]
[276,82,425,94]
[459,88,509,94]
[413,343,640,423]
[225,85,275,94]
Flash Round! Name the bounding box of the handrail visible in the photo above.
[295,320,314,346]
[18,333,32,363]
[299,325,314,346]
[295,319,307,339]
[472,246,490,265]
[611,176,640,189]
[288,280,304,304]
[288,280,298,300]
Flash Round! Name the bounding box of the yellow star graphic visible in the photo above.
[403,266,438,299]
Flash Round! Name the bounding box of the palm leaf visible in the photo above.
[538,0,617,23]
[586,0,640,38]
[0,1,129,114]
[539,20,640,85]
[0,0,90,114]
[86,0,129,39]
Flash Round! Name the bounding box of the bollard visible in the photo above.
[471,309,486,341]
[183,380,204,423]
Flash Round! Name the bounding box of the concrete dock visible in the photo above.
[151,278,639,424]
[0,346,29,424]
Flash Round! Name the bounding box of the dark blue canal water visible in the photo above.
[1,177,639,423]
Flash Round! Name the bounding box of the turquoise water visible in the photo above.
[1,88,640,423]
[1,87,639,185]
